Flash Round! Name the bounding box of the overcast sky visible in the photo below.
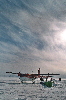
[0,0,66,77]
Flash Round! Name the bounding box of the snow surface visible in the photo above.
[0,77,66,100]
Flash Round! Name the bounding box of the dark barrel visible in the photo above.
[59,78,61,81]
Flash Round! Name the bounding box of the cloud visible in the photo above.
[0,0,66,76]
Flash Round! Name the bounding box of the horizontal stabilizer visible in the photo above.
[12,73,19,74]
[6,72,19,74]
[6,72,12,73]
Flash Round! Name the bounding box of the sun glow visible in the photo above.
[60,30,66,41]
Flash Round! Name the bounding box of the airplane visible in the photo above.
[6,68,60,84]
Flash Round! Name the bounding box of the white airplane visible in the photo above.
[6,68,60,84]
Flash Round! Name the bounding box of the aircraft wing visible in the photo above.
[33,73,60,75]
[6,72,60,76]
